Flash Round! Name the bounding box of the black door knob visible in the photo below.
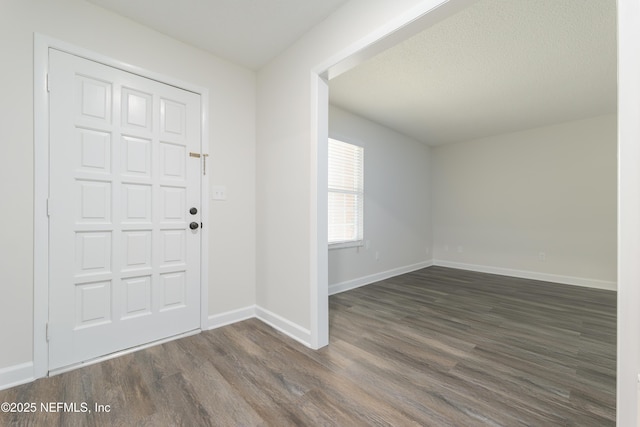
[190,207,197,215]
[189,222,199,230]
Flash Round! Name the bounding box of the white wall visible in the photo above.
[431,114,617,288]
[617,0,640,424]
[256,0,459,345]
[3,0,632,418]
[0,0,256,374]
[328,106,431,292]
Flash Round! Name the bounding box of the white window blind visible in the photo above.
[328,138,364,247]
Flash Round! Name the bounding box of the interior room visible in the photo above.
[325,1,616,423]
[327,0,616,293]
[0,0,638,425]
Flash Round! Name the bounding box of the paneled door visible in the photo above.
[48,49,202,371]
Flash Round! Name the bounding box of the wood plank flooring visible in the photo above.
[0,266,616,426]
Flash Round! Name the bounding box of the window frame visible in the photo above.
[328,137,364,250]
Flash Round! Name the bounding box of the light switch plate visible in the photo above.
[212,185,227,201]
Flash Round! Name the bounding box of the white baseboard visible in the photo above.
[0,362,34,391]
[206,306,256,330]
[206,305,313,348]
[328,260,434,296]
[255,306,312,347]
[433,260,617,291]
[1,305,309,391]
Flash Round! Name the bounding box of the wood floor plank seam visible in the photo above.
[0,266,615,426]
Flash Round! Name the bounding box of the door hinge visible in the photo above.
[46,198,51,216]
[46,323,50,342]
[46,73,50,93]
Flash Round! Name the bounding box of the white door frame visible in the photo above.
[33,33,210,378]
[308,0,479,349]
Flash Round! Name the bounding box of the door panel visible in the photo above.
[48,49,202,370]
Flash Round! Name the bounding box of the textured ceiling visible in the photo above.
[86,0,349,69]
[329,0,617,145]
[87,0,616,145]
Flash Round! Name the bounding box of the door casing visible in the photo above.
[34,33,210,378]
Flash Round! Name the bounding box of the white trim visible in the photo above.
[329,240,364,250]
[36,36,208,95]
[310,0,477,351]
[327,260,616,295]
[49,330,200,377]
[0,362,35,391]
[618,0,640,423]
[33,34,50,380]
[199,90,211,331]
[315,0,470,78]
[328,260,434,295]
[206,306,256,330]
[309,73,330,349]
[33,33,210,380]
[207,305,313,347]
[255,306,312,347]
[433,260,617,291]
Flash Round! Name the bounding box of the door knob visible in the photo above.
[189,222,199,230]
[190,207,197,215]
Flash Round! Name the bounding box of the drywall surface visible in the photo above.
[328,106,431,288]
[256,0,453,338]
[431,114,617,286]
[0,0,256,371]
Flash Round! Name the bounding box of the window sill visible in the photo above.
[329,240,363,250]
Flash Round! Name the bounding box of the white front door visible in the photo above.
[48,49,202,371]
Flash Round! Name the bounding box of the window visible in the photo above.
[328,138,364,248]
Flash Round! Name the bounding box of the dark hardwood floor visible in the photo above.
[0,266,616,426]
